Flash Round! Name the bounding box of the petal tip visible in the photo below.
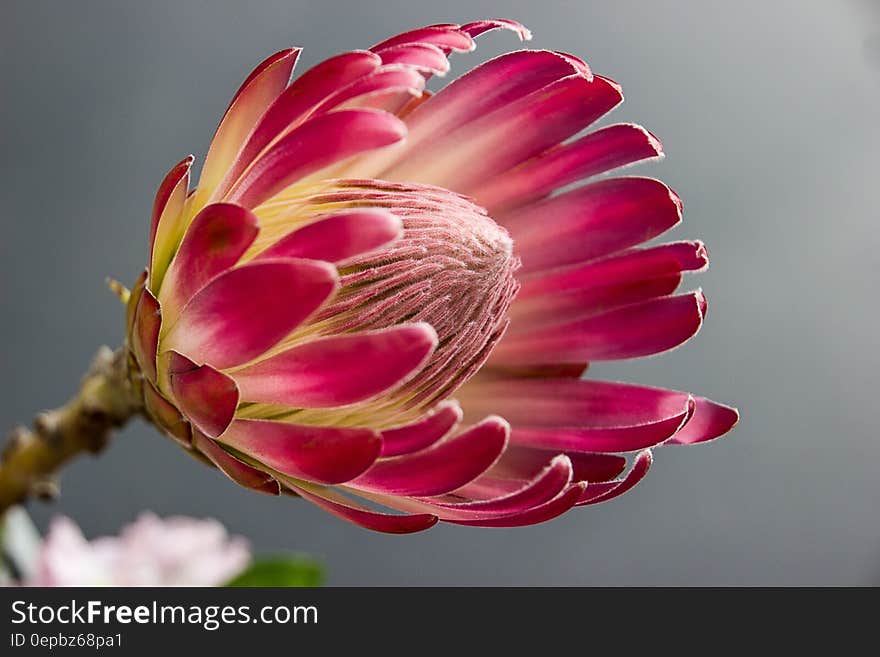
[666,185,684,219]
[627,123,664,157]
[594,74,624,101]
[693,240,709,267]
[694,288,708,318]
[409,321,441,351]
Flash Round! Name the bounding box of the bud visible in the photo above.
[126,19,738,533]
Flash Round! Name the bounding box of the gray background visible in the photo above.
[1,0,877,585]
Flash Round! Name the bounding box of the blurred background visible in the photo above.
[1,0,877,585]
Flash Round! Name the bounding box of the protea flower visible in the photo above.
[123,19,738,533]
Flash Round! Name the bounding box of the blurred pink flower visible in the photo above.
[126,19,738,533]
[25,513,250,587]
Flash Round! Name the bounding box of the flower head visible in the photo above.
[127,19,738,533]
[24,513,249,586]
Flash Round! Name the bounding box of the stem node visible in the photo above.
[0,347,141,514]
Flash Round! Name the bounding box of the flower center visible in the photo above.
[248,179,520,428]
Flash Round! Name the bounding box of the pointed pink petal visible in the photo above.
[462,378,694,430]
[380,401,462,457]
[312,65,426,113]
[142,380,191,447]
[225,109,407,209]
[195,49,300,206]
[287,482,438,534]
[491,447,628,484]
[370,25,474,52]
[504,177,683,274]
[125,270,147,336]
[149,156,192,263]
[403,49,585,133]
[193,431,280,495]
[131,287,161,382]
[234,323,437,408]
[149,156,193,290]
[461,377,694,452]
[382,75,622,190]
[163,259,338,369]
[461,377,694,426]
[219,51,383,193]
[348,417,509,497]
[492,291,706,365]
[665,397,739,445]
[166,351,239,439]
[160,203,259,318]
[345,50,587,178]
[461,19,532,41]
[448,483,585,527]
[432,455,572,514]
[512,241,707,329]
[361,455,574,522]
[577,450,653,505]
[374,43,450,75]
[218,419,381,485]
[509,413,690,453]
[476,123,664,213]
[255,210,402,264]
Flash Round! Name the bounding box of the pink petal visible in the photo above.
[166,351,239,439]
[404,49,586,134]
[362,455,574,522]
[142,380,191,447]
[462,377,695,427]
[380,401,462,457]
[312,65,426,113]
[374,43,450,75]
[233,323,438,408]
[194,49,300,207]
[461,19,532,41]
[492,291,706,365]
[509,414,690,453]
[504,177,683,274]
[225,109,407,209]
[475,123,664,213]
[149,156,193,290]
[348,417,509,496]
[192,431,280,495]
[382,75,622,190]
[218,419,381,485]
[577,449,653,505]
[491,447,628,484]
[665,396,739,445]
[432,455,572,514]
[511,241,707,329]
[288,482,438,534]
[461,377,694,452]
[254,210,402,264]
[448,483,585,527]
[370,25,474,53]
[160,203,259,319]
[218,51,383,193]
[126,270,147,336]
[131,287,161,382]
[163,259,338,369]
[346,50,587,178]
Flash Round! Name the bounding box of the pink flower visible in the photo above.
[25,513,250,586]
[127,19,738,533]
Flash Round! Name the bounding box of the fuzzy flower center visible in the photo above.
[240,179,520,428]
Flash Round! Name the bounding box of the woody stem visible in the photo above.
[0,347,141,514]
